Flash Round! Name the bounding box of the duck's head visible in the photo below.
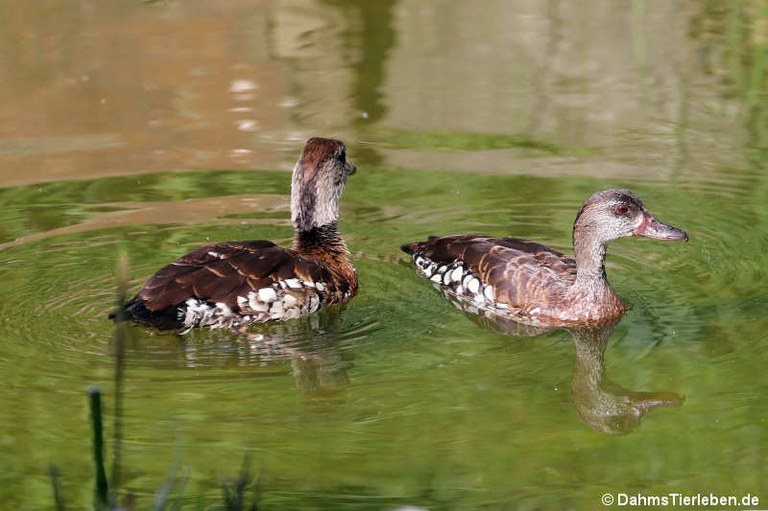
[291,138,357,232]
[573,189,688,246]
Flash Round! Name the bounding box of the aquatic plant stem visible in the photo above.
[110,252,130,497]
[89,386,109,510]
[48,464,66,511]
[222,456,261,511]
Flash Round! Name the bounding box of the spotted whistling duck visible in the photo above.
[118,137,358,332]
[402,189,688,327]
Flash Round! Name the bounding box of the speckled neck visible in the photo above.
[567,230,625,322]
[290,161,345,233]
[573,230,606,276]
[572,231,609,289]
[571,326,611,394]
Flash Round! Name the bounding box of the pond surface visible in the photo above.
[0,1,766,509]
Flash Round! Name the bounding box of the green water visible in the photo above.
[0,1,766,509]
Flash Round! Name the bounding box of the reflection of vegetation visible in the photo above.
[369,127,601,156]
[51,266,264,510]
[691,0,767,163]
[0,170,288,244]
[55,387,263,510]
[326,0,397,126]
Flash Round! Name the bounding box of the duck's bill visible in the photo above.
[629,391,686,411]
[634,214,689,241]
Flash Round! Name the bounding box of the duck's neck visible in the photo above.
[571,326,611,394]
[569,230,626,321]
[293,223,355,275]
[572,230,610,290]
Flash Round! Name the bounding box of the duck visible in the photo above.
[117,137,358,332]
[401,189,688,327]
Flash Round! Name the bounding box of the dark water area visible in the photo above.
[0,1,766,509]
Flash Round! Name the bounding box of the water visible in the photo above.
[0,1,766,509]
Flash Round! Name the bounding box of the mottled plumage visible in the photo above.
[118,138,358,332]
[402,189,688,327]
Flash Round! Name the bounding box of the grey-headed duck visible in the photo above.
[402,189,687,327]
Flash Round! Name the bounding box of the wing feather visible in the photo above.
[134,240,339,315]
[403,235,576,308]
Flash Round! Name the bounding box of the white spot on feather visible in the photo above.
[247,291,269,312]
[179,298,238,331]
[283,294,298,307]
[417,256,432,269]
[257,287,277,303]
[281,306,301,320]
[269,300,285,318]
[467,278,480,294]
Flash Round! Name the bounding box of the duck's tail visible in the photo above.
[109,297,182,331]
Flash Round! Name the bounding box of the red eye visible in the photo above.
[615,204,629,215]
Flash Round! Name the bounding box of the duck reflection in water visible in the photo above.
[126,306,365,392]
[569,322,683,435]
[220,309,352,391]
[450,301,685,435]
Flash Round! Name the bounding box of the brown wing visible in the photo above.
[402,235,576,308]
[132,240,350,317]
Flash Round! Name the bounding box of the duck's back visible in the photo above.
[124,240,355,331]
[402,235,576,312]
